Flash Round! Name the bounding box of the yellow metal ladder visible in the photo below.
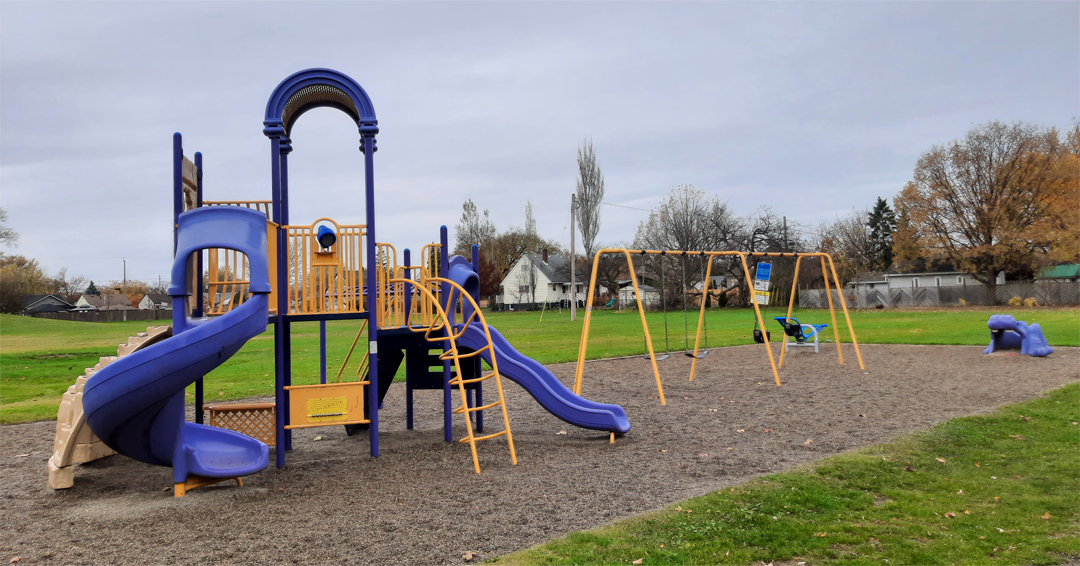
[391,276,517,473]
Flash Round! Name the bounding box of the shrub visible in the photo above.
[1024,297,1040,307]
[1008,295,1024,306]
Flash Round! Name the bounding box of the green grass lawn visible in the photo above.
[494,382,1080,565]
[2,307,1077,424]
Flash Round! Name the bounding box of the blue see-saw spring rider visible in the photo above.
[73,68,630,497]
[983,314,1054,357]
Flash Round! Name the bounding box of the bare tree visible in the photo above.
[895,121,1079,305]
[454,198,497,255]
[634,185,751,302]
[49,268,89,303]
[525,201,537,237]
[813,208,875,287]
[0,208,18,250]
[527,258,538,304]
[576,139,605,274]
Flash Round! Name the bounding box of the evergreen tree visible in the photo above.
[85,280,100,296]
[867,197,896,271]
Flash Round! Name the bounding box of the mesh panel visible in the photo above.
[282,85,359,131]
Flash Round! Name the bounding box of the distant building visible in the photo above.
[22,294,74,314]
[498,251,605,307]
[137,294,172,310]
[849,264,1004,291]
[76,293,135,311]
[1036,264,1079,283]
[618,283,660,307]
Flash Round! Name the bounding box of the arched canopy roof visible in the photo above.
[263,68,378,138]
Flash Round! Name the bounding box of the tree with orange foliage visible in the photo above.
[894,121,1079,305]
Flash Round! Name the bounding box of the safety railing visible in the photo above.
[283,219,365,315]
[203,201,278,315]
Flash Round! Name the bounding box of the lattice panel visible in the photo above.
[205,403,276,446]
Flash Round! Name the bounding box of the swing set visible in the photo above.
[573,249,865,404]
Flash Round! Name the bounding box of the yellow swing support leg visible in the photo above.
[824,254,865,369]
[688,257,714,382]
[740,253,782,387]
[574,250,665,405]
[819,255,845,365]
[778,255,804,369]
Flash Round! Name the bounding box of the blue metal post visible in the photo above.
[471,244,483,432]
[193,151,205,424]
[441,226,452,442]
[362,130,380,457]
[266,134,286,468]
[279,139,293,451]
[172,134,183,254]
[320,321,327,384]
[403,248,413,430]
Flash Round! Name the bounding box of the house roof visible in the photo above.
[620,284,658,293]
[886,259,960,275]
[79,294,134,309]
[23,294,73,310]
[1037,264,1080,279]
[851,271,886,283]
[522,254,584,284]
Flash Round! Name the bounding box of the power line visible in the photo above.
[600,201,653,213]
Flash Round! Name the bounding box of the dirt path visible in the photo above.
[2,344,1077,565]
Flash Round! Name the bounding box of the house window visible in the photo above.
[935,277,940,287]
[518,286,530,296]
[912,278,919,288]
[957,276,964,284]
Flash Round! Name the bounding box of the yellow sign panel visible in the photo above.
[307,396,348,422]
[284,381,368,429]
[754,290,770,305]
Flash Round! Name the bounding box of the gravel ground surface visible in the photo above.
[2,344,1077,565]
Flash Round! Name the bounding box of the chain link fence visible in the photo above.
[799,282,1080,309]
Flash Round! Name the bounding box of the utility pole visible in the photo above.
[570,193,577,321]
[122,258,127,322]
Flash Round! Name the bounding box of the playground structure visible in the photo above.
[572,249,865,403]
[983,314,1054,357]
[49,68,630,495]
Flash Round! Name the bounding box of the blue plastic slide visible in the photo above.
[983,314,1054,357]
[455,322,631,434]
[83,207,272,484]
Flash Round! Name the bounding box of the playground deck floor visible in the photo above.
[2,344,1078,565]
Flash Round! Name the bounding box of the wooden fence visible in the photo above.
[799,282,1080,309]
[32,309,173,323]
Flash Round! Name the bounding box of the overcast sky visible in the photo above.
[2,1,1076,286]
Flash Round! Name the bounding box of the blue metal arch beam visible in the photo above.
[263,68,378,138]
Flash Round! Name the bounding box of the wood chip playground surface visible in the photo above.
[2,344,1077,565]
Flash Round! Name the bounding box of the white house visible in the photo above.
[617,283,660,307]
[137,294,172,310]
[498,251,606,307]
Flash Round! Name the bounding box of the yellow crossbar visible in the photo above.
[461,430,508,443]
